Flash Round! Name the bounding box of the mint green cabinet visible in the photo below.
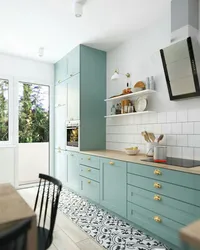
[54,56,68,84]
[67,74,80,121]
[67,151,79,193]
[55,80,67,107]
[67,46,80,78]
[100,158,127,218]
[55,149,68,185]
[80,176,100,203]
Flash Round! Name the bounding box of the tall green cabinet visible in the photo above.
[54,45,106,180]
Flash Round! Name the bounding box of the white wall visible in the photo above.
[106,6,200,160]
[0,54,54,186]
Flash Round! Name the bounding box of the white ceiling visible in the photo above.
[0,0,170,63]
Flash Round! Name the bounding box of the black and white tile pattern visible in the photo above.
[53,186,171,250]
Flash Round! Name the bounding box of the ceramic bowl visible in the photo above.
[125,148,140,155]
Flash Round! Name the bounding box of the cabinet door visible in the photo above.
[55,105,66,149]
[67,46,80,78]
[100,158,127,218]
[55,149,68,185]
[67,74,80,121]
[67,152,79,193]
[80,176,100,203]
[55,56,68,84]
[55,80,67,107]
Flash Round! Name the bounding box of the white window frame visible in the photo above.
[0,76,14,146]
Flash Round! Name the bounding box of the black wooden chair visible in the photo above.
[0,218,31,250]
[34,173,62,250]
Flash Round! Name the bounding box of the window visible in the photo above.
[0,79,9,141]
[18,82,49,143]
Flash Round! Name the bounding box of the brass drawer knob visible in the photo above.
[154,169,162,175]
[87,168,91,172]
[88,180,91,184]
[109,161,114,165]
[88,157,91,160]
[154,216,162,223]
[154,183,161,189]
[154,195,161,201]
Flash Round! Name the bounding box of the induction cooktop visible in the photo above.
[141,157,200,168]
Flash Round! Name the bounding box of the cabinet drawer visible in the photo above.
[128,185,199,226]
[79,154,99,169]
[80,164,99,182]
[127,202,181,247]
[128,162,200,190]
[100,158,126,168]
[128,174,200,206]
[80,176,99,203]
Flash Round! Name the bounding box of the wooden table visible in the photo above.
[0,183,37,250]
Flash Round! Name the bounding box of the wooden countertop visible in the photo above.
[180,220,200,248]
[80,150,200,175]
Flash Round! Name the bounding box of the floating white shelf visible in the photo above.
[104,89,156,102]
[104,111,155,118]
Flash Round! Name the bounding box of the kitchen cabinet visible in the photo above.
[67,151,79,193]
[54,55,68,84]
[55,149,68,185]
[67,46,80,78]
[80,176,100,203]
[55,80,67,107]
[54,44,106,151]
[55,105,66,149]
[100,158,127,218]
[67,74,80,121]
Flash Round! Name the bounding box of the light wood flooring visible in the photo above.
[18,187,104,250]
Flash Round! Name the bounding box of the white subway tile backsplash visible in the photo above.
[194,122,200,134]
[177,135,187,146]
[167,112,177,123]
[182,147,193,159]
[153,124,162,134]
[171,147,182,158]
[106,109,200,160]
[182,123,193,134]
[171,123,182,134]
[161,124,171,134]
[188,109,200,122]
[166,135,177,146]
[188,135,200,147]
[158,112,167,123]
[194,148,200,160]
[177,110,187,122]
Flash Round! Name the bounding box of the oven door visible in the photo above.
[66,124,79,148]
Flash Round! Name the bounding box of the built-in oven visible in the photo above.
[66,121,79,149]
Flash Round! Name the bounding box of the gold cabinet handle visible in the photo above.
[87,168,91,172]
[154,169,162,175]
[154,183,161,189]
[88,180,91,184]
[154,195,161,201]
[109,161,114,165]
[154,216,162,223]
[88,157,91,160]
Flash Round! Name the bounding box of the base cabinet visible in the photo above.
[55,149,68,185]
[67,151,79,193]
[100,158,127,218]
[80,176,100,203]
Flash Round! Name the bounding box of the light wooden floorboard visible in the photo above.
[18,187,102,250]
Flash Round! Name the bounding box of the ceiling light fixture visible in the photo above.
[73,0,85,18]
[38,47,44,57]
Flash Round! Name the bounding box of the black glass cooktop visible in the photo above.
[141,157,200,168]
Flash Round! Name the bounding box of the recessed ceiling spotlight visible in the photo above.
[38,47,44,57]
[73,0,86,18]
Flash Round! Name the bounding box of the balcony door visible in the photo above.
[17,81,50,185]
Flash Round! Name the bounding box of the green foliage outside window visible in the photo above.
[19,83,49,143]
[0,79,9,141]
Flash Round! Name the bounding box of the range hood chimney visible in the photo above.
[171,0,199,42]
